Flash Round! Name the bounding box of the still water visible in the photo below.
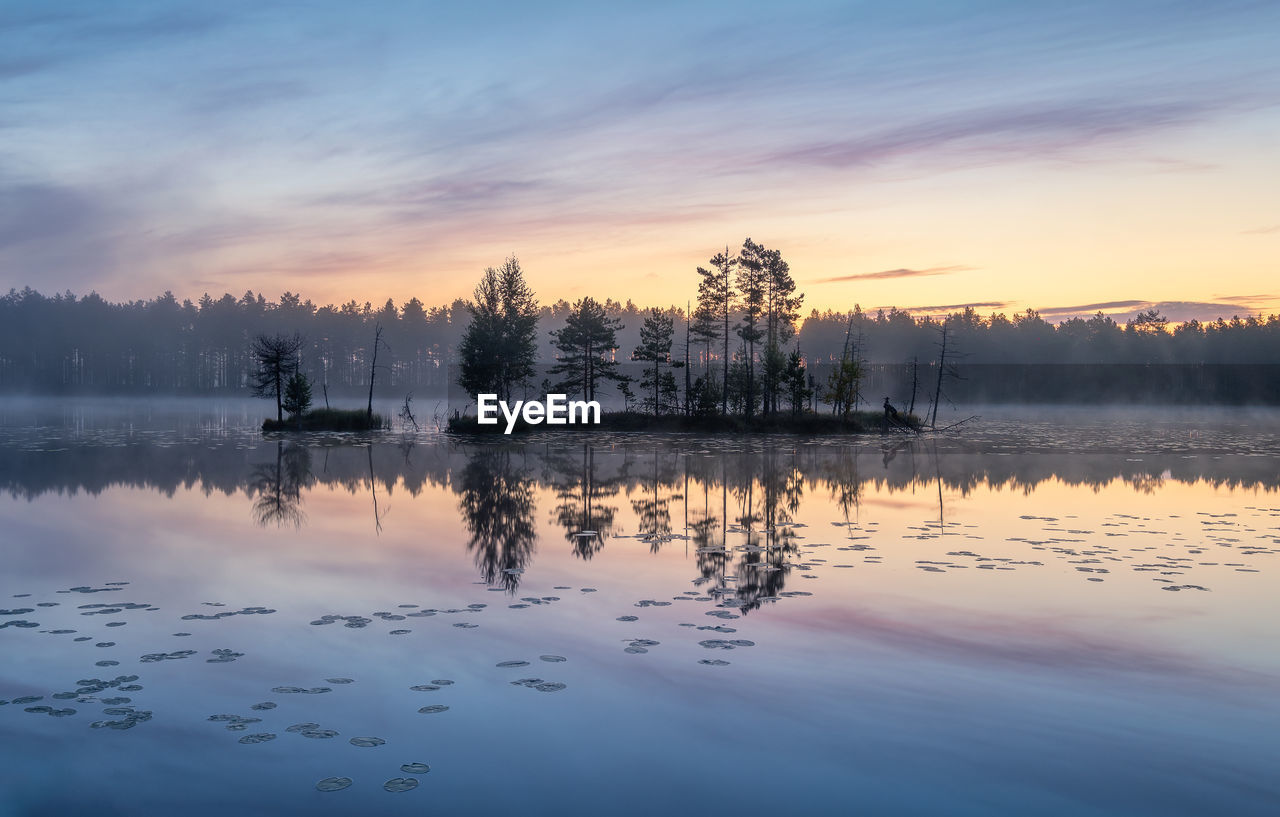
[0,400,1277,816]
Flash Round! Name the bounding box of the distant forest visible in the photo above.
[1,281,1277,396]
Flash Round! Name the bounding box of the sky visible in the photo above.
[1,0,1277,323]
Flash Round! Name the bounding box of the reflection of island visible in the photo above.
[248,441,312,527]
[5,431,1277,502]
[4,426,1280,597]
[457,446,537,592]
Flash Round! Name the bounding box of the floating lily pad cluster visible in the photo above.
[510,678,567,693]
[180,606,276,621]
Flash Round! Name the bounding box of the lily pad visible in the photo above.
[383,777,418,793]
[316,777,352,792]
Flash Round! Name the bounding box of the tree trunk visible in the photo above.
[367,324,382,419]
[931,324,947,429]
[908,356,918,416]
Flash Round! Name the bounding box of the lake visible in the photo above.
[1,400,1277,816]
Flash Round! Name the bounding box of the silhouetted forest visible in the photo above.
[2,286,1278,399]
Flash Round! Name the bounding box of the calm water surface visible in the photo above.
[1,400,1277,816]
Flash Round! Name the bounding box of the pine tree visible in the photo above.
[633,308,676,416]
[251,332,303,422]
[457,256,539,403]
[784,348,810,416]
[762,244,802,414]
[549,297,624,401]
[282,371,312,420]
[695,247,736,415]
[736,239,769,418]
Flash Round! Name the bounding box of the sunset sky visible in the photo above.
[2,0,1277,322]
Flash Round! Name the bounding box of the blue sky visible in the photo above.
[2,0,1277,319]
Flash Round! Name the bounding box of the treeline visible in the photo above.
[2,260,1278,398]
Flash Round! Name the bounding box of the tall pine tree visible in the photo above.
[695,247,736,415]
[633,308,676,416]
[549,297,625,401]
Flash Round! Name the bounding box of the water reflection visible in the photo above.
[545,443,624,558]
[248,441,312,528]
[3,408,1280,816]
[458,446,537,591]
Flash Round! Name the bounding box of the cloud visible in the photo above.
[1215,293,1280,304]
[880,301,1010,314]
[764,95,1232,171]
[1036,300,1148,316]
[812,265,973,284]
[1241,225,1280,235]
[0,176,130,293]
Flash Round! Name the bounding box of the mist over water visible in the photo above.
[1,399,1277,816]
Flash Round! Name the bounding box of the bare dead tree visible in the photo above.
[367,323,387,420]
[908,356,919,417]
[930,322,947,429]
[399,392,420,432]
[928,321,965,429]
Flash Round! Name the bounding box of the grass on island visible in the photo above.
[447,410,922,435]
[262,408,387,432]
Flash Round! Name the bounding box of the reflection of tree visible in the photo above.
[690,464,726,587]
[457,446,537,592]
[630,449,683,552]
[248,441,312,528]
[728,448,801,613]
[545,443,624,559]
[818,447,865,526]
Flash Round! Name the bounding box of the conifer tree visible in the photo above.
[633,308,676,415]
[549,297,624,401]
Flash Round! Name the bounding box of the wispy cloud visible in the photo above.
[880,301,1010,314]
[762,94,1249,171]
[1036,300,1148,316]
[813,265,973,284]
[1215,293,1280,304]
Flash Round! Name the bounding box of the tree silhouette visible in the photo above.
[457,447,537,591]
[457,257,540,403]
[251,333,303,422]
[549,297,624,401]
[249,441,312,528]
[695,248,737,414]
[633,308,676,415]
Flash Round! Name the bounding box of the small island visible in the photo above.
[262,408,386,432]
[446,248,938,436]
[251,333,387,432]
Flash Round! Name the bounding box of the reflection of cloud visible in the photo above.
[797,601,1276,691]
[813,265,972,284]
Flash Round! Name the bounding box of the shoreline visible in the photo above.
[445,409,920,435]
